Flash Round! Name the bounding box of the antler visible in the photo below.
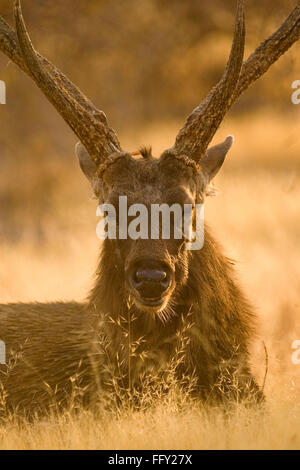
[0,0,122,164]
[231,2,300,105]
[1,1,300,166]
[174,0,300,162]
[174,0,245,162]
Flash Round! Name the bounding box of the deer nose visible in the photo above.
[130,268,171,298]
[135,269,167,283]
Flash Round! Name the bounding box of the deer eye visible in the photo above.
[166,191,194,209]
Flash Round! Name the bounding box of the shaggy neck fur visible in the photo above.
[87,226,261,402]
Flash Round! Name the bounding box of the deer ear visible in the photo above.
[75,142,98,183]
[201,135,234,182]
[75,142,102,196]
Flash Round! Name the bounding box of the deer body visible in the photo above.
[0,302,98,413]
[94,227,262,400]
[0,227,262,414]
[0,0,300,415]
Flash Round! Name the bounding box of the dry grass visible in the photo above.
[0,112,300,449]
[0,400,299,450]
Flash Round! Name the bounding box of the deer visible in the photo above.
[0,0,299,416]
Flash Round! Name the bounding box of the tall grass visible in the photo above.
[0,113,299,449]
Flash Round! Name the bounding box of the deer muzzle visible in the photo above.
[127,260,172,308]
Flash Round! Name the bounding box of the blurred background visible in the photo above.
[0,0,300,396]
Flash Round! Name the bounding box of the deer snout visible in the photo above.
[129,263,171,303]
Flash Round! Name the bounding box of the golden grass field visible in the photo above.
[0,112,300,449]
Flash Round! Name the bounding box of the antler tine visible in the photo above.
[230,2,300,106]
[11,0,122,164]
[0,16,25,72]
[0,16,100,118]
[174,0,245,162]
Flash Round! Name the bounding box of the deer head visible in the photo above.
[76,137,236,317]
[1,0,300,319]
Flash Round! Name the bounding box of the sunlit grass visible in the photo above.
[0,397,300,450]
[0,113,299,449]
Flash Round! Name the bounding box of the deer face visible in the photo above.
[5,1,245,316]
[76,138,233,316]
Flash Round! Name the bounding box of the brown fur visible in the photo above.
[0,150,264,416]
[4,0,295,415]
